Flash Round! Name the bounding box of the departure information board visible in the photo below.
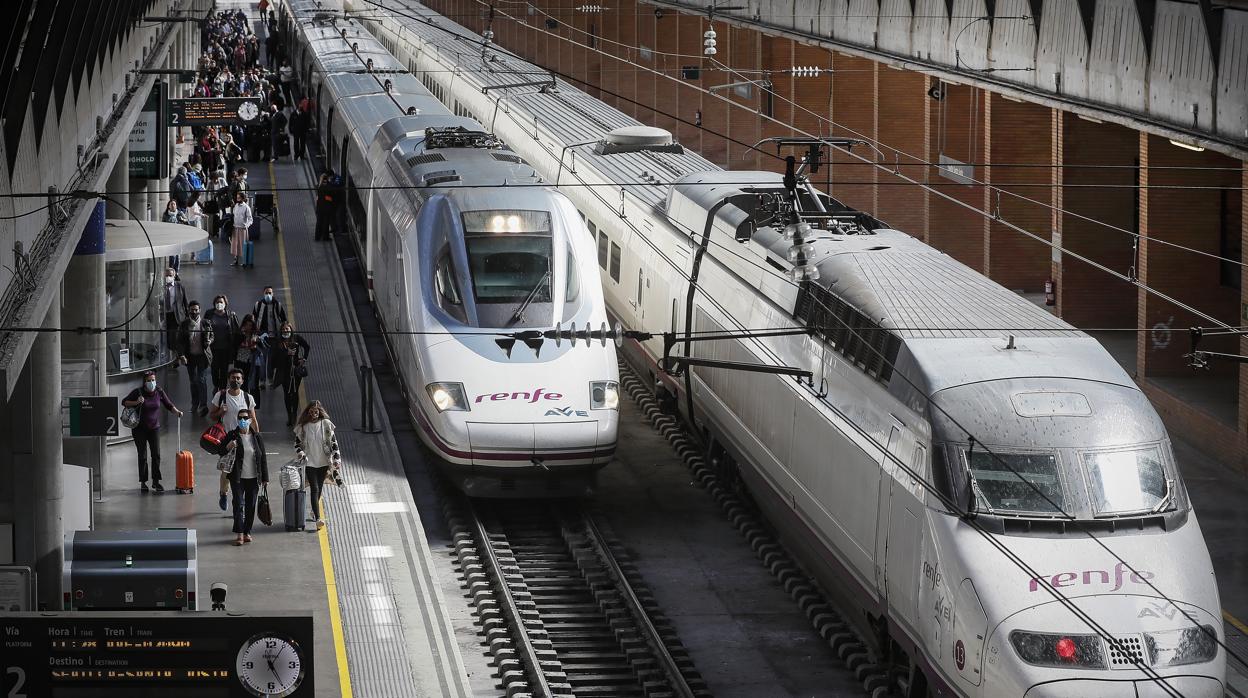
[167,98,264,126]
[1,612,314,697]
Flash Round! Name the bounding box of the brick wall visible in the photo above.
[985,95,1053,292]
[876,68,930,240]
[828,53,877,216]
[927,83,987,270]
[1140,134,1242,376]
[1059,115,1139,329]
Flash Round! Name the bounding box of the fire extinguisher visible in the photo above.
[1044,279,1056,306]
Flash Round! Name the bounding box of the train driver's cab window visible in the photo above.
[461,210,554,327]
[1080,447,1171,516]
[964,450,1064,515]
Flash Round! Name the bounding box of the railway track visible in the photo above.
[447,499,710,698]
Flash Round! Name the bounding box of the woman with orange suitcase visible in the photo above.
[121,371,184,493]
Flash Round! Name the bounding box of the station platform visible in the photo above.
[94,152,475,696]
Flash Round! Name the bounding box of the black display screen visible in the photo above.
[1,612,314,697]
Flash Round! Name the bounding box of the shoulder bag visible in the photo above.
[257,486,273,526]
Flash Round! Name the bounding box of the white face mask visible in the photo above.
[165,277,174,285]
[215,302,225,311]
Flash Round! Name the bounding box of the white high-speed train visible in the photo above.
[278,0,619,497]
[357,3,1227,696]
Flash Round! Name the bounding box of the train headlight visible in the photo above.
[1009,631,1107,669]
[426,382,469,412]
[1145,625,1218,666]
[590,381,619,410]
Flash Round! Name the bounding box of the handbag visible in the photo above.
[216,451,234,474]
[200,422,228,455]
[120,405,141,429]
[279,460,303,491]
[257,486,273,526]
[293,359,308,378]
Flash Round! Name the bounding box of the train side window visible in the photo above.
[564,247,580,303]
[610,242,622,282]
[435,253,465,321]
[597,233,609,269]
[588,220,597,240]
[636,268,644,307]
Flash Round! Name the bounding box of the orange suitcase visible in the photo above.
[175,417,195,494]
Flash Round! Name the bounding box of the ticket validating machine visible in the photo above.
[62,529,198,610]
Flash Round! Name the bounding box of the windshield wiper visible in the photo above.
[508,270,551,326]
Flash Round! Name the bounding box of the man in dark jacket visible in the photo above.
[314,173,336,241]
[171,168,192,210]
[176,301,214,416]
[268,105,288,161]
[161,268,189,356]
[252,287,288,387]
[288,105,310,160]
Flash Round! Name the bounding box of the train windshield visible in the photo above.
[1081,447,1170,516]
[461,210,554,326]
[965,450,1065,515]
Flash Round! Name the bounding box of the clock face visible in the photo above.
[236,633,305,697]
[237,101,260,122]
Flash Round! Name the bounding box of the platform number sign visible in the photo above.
[68,397,119,437]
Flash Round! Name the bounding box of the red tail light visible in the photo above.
[1055,637,1077,661]
[74,589,84,600]
[174,588,184,599]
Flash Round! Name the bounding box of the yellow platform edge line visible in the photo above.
[1226,609,1248,637]
[270,160,354,698]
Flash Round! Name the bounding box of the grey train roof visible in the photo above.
[384,7,1090,341]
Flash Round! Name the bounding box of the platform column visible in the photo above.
[130,178,151,221]
[62,203,107,497]
[107,143,130,218]
[11,294,65,609]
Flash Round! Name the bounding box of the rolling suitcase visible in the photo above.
[283,488,307,532]
[242,240,255,268]
[193,241,214,265]
[175,418,195,494]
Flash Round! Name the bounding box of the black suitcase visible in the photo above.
[283,488,306,532]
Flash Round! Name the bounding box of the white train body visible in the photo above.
[354,3,1225,695]
[280,1,619,496]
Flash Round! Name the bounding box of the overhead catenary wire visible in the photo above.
[466,0,1247,273]
[361,1,1248,684]
[453,0,1248,311]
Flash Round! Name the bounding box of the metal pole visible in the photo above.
[358,365,381,434]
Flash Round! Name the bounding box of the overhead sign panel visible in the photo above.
[0,612,315,697]
[128,81,168,179]
[167,98,264,126]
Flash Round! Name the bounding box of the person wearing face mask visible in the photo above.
[177,301,214,416]
[210,367,259,512]
[122,371,184,493]
[160,268,188,360]
[271,322,311,426]
[293,401,341,530]
[206,295,241,392]
[220,408,269,546]
[229,191,253,267]
[251,286,287,388]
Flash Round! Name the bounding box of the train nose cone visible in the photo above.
[987,594,1225,698]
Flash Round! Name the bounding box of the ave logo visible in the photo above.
[546,406,589,418]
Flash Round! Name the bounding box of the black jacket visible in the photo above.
[271,333,311,375]
[206,309,240,352]
[288,109,310,136]
[221,429,269,485]
[177,316,216,363]
[161,281,190,324]
[251,299,287,335]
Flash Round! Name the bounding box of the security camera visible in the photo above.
[210,582,228,611]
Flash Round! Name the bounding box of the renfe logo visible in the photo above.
[1028,562,1154,593]
[474,388,564,404]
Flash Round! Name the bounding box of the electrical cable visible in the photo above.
[453,1,1247,318]
[469,0,1248,271]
